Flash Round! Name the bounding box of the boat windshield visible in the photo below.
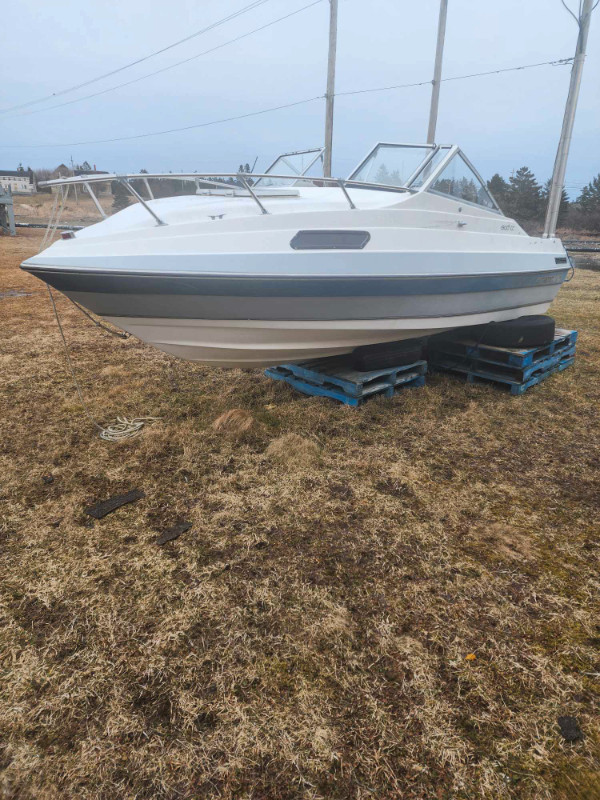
[349,143,448,187]
[254,148,324,187]
[426,152,497,209]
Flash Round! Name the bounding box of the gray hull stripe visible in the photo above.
[26,268,566,298]
[66,284,560,322]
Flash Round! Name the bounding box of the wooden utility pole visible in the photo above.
[427,0,448,144]
[323,0,338,177]
[544,0,594,237]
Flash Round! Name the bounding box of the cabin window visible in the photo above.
[290,230,370,250]
[428,154,496,209]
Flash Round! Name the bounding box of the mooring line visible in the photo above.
[40,189,157,441]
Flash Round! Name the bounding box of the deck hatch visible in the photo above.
[290,230,370,250]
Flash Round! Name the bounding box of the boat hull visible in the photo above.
[24,262,566,367]
[106,298,555,367]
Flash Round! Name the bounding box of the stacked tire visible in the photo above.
[472,315,555,348]
[351,338,425,372]
[350,316,555,372]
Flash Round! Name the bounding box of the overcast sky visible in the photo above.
[2,0,598,194]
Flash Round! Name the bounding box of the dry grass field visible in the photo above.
[1,229,599,800]
[12,193,112,227]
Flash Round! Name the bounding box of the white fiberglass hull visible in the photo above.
[106,300,553,367]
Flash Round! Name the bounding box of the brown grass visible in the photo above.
[265,433,320,468]
[1,230,599,799]
[212,409,255,436]
[13,191,111,227]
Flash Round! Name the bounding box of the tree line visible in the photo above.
[487,168,600,232]
[32,160,600,233]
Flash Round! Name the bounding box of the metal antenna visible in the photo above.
[544,0,595,237]
[427,0,448,144]
[323,0,338,177]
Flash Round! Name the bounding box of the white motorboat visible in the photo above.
[22,143,569,367]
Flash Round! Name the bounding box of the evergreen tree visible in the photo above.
[505,167,542,221]
[111,180,130,213]
[540,179,569,226]
[578,174,600,213]
[487,173,509,206]
[374,163,390,183]
[458,177,478,204]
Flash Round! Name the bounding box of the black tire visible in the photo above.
[477,315,555,348]
[351,339,424,372]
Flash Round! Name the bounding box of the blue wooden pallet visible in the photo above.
[431,342,576,384]
[430,347,575,395]
[429,328,577,369]
[265,356,427,406]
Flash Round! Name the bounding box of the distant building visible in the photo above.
[74,165,109,178]
[47,163,110,194]
[75,166,110,195]
[0,166,36,195]
[50,164,72,179]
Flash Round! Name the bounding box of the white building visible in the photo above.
[0,168,36,195]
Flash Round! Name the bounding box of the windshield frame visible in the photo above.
[346,142,504,211]
[348,142,503,213]
[254,147,324,187]
[348,142,439,187]
[418,146,502,213]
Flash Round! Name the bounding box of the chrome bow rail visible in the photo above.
[38,172,416,227]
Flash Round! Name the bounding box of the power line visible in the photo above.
[1,57,573,149]
[4,0,324,120]
[336,58,574,97]
[3,97,325,148]
[0,0,274,116]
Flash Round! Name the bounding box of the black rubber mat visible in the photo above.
[84,489,145,519]
[155,522,192,546]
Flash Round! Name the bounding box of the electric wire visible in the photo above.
[4,0,324,120]
[0,0,275,115]
[3,58,573,149]
[335,58,574,97]
[3,96,325,148]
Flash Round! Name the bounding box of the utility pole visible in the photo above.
[544,0,594,238]
[70,154,79,204]
[427,0,448,144]
[323,0,338,177]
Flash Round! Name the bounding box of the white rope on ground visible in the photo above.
[41,188,158,441]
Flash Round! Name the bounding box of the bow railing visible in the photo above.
[39,172,416,226]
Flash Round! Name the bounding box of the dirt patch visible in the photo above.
[466,521,539,563]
